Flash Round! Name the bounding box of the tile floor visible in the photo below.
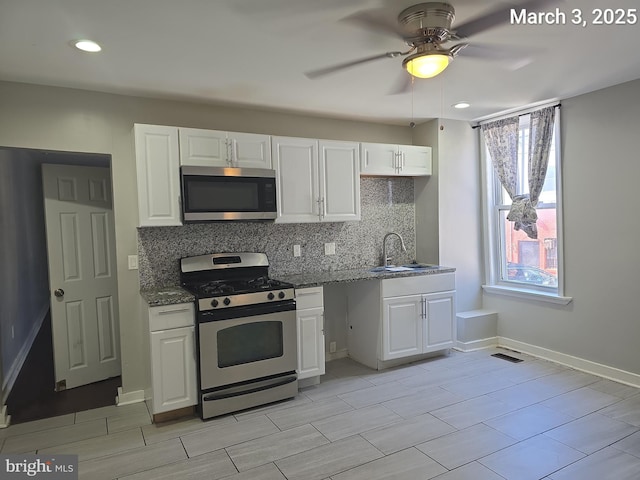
[2,348,640,479]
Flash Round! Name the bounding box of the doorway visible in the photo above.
[0,148,122,424]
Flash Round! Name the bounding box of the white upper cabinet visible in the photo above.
[360,142,432,176]
[273,137,360,223]
[134,124,182,227]
[179,128,271,169]
[319,140,361,222]
[273,136,319,223]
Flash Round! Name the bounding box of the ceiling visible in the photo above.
[1,0,639,125]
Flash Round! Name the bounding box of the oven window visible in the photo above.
[217,321,283,368]
[187,180,259,211]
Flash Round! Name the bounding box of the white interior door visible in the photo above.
[42,164,121,390]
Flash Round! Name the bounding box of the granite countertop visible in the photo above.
[140,286,195,306]
[141,266,456,305]
[272,265,456,289]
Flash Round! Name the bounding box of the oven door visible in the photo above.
[198,301,297,390]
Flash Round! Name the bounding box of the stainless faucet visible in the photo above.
[382,232,407,267]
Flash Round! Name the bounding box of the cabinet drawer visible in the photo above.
[295,286,324,309]
[382,273,455,298]
[149,303,194,331]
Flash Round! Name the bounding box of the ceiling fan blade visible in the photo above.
[341,8,406,39]
[388,72,413,96]
[305,51,403,79]
[460,43,544,70]
[454,0,561,38]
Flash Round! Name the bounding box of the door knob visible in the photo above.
[54,288,65,298]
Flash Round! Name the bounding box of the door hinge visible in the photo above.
[55,379,67,392]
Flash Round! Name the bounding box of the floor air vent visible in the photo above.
[491,353,523,363]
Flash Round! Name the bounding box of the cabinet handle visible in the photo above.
[401,152,405,170]
[421,298,426,319]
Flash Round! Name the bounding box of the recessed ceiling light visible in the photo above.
[74,39,102,53]
[453,102,470,109]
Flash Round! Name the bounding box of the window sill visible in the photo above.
[482,284,573,305]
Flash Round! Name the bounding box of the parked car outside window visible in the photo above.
[506,263,558,287]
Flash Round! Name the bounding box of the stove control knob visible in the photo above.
[223,297,231,306]
[211,299,219,308]
[267,292,275,300]
[278,291,286,299]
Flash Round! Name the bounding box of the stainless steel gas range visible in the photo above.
[180,252,298,419]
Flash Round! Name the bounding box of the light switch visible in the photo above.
[293,245,301,257]
[128,255,139,270]
[324,242,336,255]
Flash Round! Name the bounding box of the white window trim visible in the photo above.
[480,107,572,305]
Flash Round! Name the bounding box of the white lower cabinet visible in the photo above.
[146,303,197,415]
[348,273,456,369]
[295,287,325,380]
[382,295,423,360]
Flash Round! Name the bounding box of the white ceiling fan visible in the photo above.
[304,0,558,86]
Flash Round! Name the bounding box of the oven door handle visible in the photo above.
[202,374,297,402]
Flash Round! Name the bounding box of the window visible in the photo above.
[482,108,565,299]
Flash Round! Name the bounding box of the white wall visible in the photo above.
[0,80,411,396]
[414,119,484,312]
[436,119,483,312]
[483,79,640,376]
[414,120,440,264]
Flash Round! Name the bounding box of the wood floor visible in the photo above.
[5,310,121,424]
[1,349,640,479]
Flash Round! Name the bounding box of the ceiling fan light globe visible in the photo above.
[403,53,450,78]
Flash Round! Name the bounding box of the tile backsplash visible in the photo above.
[138,177,416,289]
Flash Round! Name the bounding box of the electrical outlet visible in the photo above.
[324,242,336,255]
[329,341,337,353]
[293,245,301,257]
[128,255,139,270]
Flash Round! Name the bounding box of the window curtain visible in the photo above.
[481,106,556,239]
[524,106,556,238]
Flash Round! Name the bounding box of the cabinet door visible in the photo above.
[150,326,197,414]
[178,128,228,167]
[134,124,182,226]
[423,292,456,351]
[399,145,432,176]
[272,136,319,223]
[360,142,399,175]
[230,132,272,169]
[297,306,325,379]
[319,140,361,222]
[381,295,423,360]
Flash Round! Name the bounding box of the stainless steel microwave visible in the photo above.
[180,166,277,222]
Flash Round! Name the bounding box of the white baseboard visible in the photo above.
[1,304,48,405]
[498,336,640,388]
[325,348,349,362]
[455,337,499,352]
[0,405,10,429]
[116,387,145,406]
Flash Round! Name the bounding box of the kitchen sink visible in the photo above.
[369,264,437,273]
